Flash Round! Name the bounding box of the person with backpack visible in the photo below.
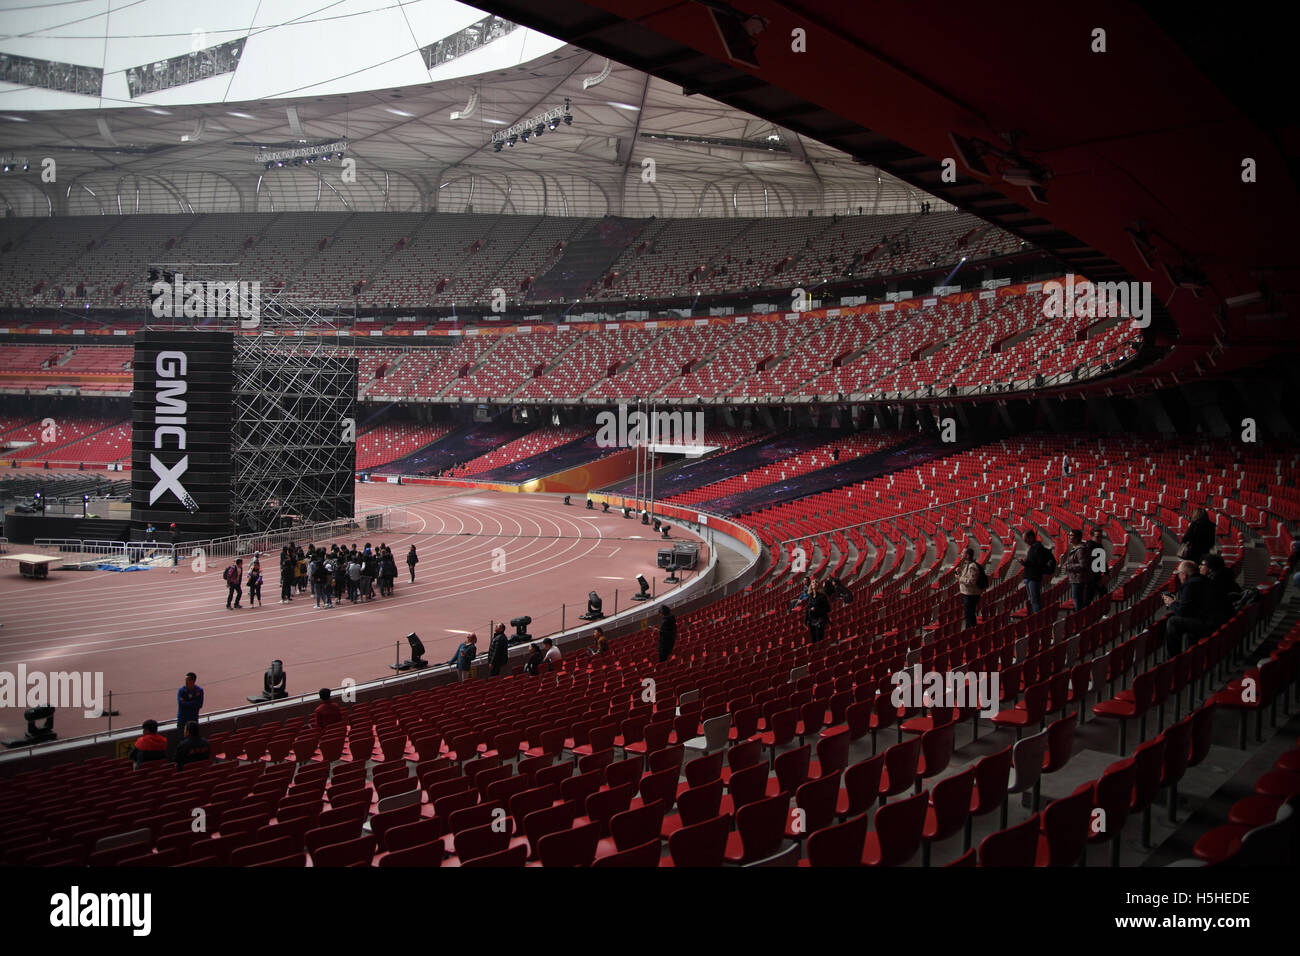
[1018,530,1054,614]
[957,548,988,628]
[246,561,263,607]
[224,558,244,609]
[407,545,419,583]
[1063,529,1093,610]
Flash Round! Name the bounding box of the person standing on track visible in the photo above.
[247,561,263,607]
[224,558,244,609]
[280,548,294,603]
[407,545,419,583]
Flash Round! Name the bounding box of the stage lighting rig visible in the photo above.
[492,99,571,151]
[254,138,349,170]
[631,573,651,601]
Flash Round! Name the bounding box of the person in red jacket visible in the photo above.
[128,720,169,767]
[313,688,344,730]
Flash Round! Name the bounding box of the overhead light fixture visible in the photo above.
[483,118,508,125]
[492,98,571,151]
[254,138,349,170]
[226,111,255,119]
[386,107,414,117]
[607,101,640,111]
[143,107,172,115]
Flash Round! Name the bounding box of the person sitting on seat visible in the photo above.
[128,720,169,767]
[1161,560,1214,658]
[174,720,211,769]
[314,688,344,730]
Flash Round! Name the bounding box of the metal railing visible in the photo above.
[32,506,412,568]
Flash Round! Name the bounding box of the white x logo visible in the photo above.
[149,454,191,506]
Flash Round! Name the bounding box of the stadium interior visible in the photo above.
[0,0,1297,890]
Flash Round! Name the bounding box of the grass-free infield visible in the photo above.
[0,483,706,742]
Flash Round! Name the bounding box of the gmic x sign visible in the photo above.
[150,351,198,512]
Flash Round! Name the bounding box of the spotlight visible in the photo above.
[580,591,605,620]
[622,507,631,518]
[264,161,273,170]
[548,119,558,131]
[602,502,610,513]
[564,495,572,506]
[493,141,503,153]
[520,130,530,142]
[1,164,9,173]
[652,518,662,532]
[507,135,517,147]
[641,510,649,525]
[661,524,671,539]
[247,660,288,702]
[391,633,428,671]
[563,114,572,125]
[509,615,533,645]
[292,157,302,166]
[586,497,594,510]
[631,573,651,601]
[534,125,545,137]
[4,705,56,746]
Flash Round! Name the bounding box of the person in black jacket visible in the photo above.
[279,548,294,603]
[1018,530,1052,614]
[805,580,831,643]
[1199,554,1242,628]
[1162,560,1214,658]
[1181,509,1216,564]
[524,642,544,676]
[487,623,510,677]
[657,605,677,662]
[174,721,211,769]
[406,545,419,583]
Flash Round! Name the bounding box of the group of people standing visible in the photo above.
[272,542,419,609]
[957,525,1110,627]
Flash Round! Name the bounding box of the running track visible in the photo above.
[0,484,706,742]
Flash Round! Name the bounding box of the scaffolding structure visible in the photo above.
[231,298,358,533]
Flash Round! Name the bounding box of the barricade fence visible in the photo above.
[33,505,412,569]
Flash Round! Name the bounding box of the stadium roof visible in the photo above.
[0,0,946,219]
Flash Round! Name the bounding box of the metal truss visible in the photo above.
[230,309,358,533]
